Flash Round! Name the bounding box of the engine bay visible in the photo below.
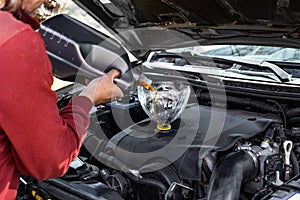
[17,80,300,200]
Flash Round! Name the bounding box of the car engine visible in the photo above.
[17,80,300,200]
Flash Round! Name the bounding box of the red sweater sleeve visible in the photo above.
[0,28,92,180]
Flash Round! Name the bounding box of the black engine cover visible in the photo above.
[108,104,280,180]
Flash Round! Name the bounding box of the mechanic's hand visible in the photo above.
[79,69,124,105]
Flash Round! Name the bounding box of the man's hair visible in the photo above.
[1,0,22,12]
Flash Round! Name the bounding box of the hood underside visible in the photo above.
[72,0,300,58]
[124,0,300,26]
[76,0,300,29]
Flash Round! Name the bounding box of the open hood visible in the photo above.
[72,0,300,57]
[75,0,300,28]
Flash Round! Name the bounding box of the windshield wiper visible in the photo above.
[211,57,292,82]
[259,61,292,82]
[225,68,280,82]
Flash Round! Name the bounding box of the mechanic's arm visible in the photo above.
[0,28,123,180]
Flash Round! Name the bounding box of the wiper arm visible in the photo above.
[225,69,280,82]
[212,57,292,82]
[259,61,291,82]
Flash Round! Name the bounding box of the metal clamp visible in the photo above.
[164,182,194,200]
[283,140,293,166]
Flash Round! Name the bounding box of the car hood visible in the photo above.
[76,0,300,28]
[74,0,300,58]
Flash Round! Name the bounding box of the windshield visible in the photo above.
[166,45,300,63]
[147,45,300,82]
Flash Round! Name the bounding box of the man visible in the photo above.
[0,0,124,199]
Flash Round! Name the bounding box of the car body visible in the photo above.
[17,1,300,200]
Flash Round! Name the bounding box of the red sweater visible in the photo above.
[0,11,92,199]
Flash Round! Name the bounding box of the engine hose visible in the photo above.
[199,93,279,114]
[125,173,167,195]
[286,107,300,118]
[84,135,168,195]
[291,151,300,176]
[98,152,167,194]
[207,151,258,200]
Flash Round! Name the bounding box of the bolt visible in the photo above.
[272,171,283,186]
